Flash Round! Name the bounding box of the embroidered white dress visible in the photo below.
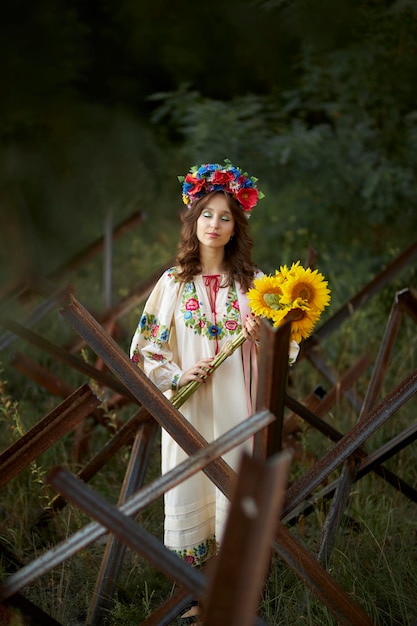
[130,267,259,565]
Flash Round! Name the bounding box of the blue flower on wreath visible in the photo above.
[139,314,147,329]
[159,329,168,342]
[184,311,193,320]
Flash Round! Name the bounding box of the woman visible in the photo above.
[130,161,263,571]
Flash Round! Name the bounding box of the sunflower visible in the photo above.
[278,263,331,313]
[276,298,321,343]
[246,274,286,320]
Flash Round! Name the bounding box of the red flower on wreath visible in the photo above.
[185,174,205,196]
[237,187,259,212]
[212,169,234,187]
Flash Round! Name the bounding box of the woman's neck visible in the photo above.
[199,247,226,275]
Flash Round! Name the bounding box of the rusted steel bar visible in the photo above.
[356,421,417,481]
[274,524,373,626]
[48,211,145,282]
[59,293,236,496]
[203,451,291,626]
[11,352,128,423]
[67,258,177,354]
[284,418,417,526]
[11,351,75,398]
[37,409,150,522]
[305,349,364,412]
[1,594,63,626]
[58,295,382,624]
[285,393,345,442]
[0,408,273,600]
[0,384,100,490]
[0,317,135,401]
[303,238,417,348]
[282,370,417,517]
[359,300,403,419]
[139,588,196,626]
[253,321,290,459]
[88,418,158,626]
[98,257,177,324]
[47,466,207,599]
[285,392,417,500]
[0,212,145,303]
[397,286,417,322]
[317,289,417,564]
[311,353,371,418]
[10,351,124,435]
[284,352,371,434]
[0,286,72,351]
[316,292,406,564]
[317,456,360,566]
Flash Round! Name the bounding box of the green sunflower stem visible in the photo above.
[171,332,247,410]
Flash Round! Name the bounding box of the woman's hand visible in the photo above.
[178,358,214,388]
[243,313,261,344]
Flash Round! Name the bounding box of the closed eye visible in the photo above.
[201,210,232,221]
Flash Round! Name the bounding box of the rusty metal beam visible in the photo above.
[253,321,290,458]
[10,352,75,398]
[1,594,63,626]
[47,466,207,599]
[397,285,417,323]
[283,418,417,527]
[316,289,412,564]
[284,352,371,437]
[302,238,417,348]
[49,211,145,283]
[57,294,378,624]
[285,390,417,500]
[356,421,417,481]
[0,384,100,490]
[0,408,273,601]
[37,409,150,522]
[0,286,72,351]
[59,293,236,496]
[282,370,417,518]
[274,524,373,626]
[0,317,135,401]
[317,456,360,566]
[88,418,158,625]
[203,451,291,625]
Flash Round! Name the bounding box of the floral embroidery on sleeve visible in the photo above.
[171,373,181,391]
[131,312,170,365]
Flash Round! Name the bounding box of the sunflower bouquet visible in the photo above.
[171,262,331,409]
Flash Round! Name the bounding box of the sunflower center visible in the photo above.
[285,308,306,322]
[263,292,282,311]
[292,282,314,302]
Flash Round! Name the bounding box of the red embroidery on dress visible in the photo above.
[203,275,221,355]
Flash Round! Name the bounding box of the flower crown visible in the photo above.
[178,159,264,217]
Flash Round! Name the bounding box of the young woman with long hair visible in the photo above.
[130,162,263,619]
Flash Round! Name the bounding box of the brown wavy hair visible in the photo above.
[175,191,257,292]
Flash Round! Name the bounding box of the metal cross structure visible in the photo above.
[0,220,416,625]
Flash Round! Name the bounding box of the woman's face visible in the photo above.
[196,193,235,250]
